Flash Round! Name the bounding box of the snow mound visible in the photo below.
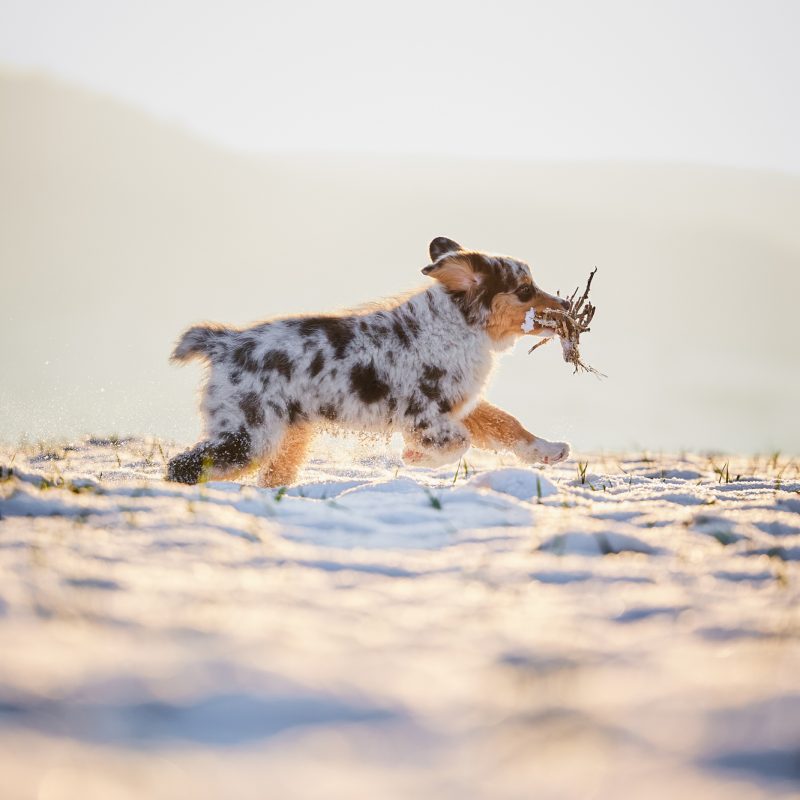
[468,467,557,500]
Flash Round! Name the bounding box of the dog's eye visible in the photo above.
[515,285,535,302]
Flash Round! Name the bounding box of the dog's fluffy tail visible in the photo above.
[171,324,229,363]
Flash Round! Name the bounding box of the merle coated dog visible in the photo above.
[167,237,570,486]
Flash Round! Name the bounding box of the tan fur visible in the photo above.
[463,400,536,449]
[425,258,480,293]
[486,289,569,342]
[486,293,530,341]
[257,424,314,487]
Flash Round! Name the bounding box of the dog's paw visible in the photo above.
[516,438,570,466]
[402,447,427,465]
[402,446,465,468]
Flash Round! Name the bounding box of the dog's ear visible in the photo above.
[428,237,463,262]
[421,253,481,292]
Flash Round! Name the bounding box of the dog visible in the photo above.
[167,237,571,486]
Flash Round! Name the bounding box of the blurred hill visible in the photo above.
[1,69,799,452]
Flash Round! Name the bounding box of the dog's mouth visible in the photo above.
[530,325,555,337]
[521,307,561,337]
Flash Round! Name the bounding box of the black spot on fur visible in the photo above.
[267,401,284,419]
[423,365,446,382]
[319,403,338,421]
[167,451,206,484]
[391,318,410,347]
[213,428,252,467]
[420,382,441,401]
[405,396,424,418]
[420,428,464,449]
[232,340,259,372]
[350,362,390,404]
[262,349,293,380]
[299,317,354,359]
[476,260,513,308]
[438,398,453,413]
[239,392,265,428]
[360,315,389,347]
[420,364,446,402]
[166,428,251,485]
[230,370,242,386]
[403,312,420,337]
[287,400,305,424]
[308,350,325,378]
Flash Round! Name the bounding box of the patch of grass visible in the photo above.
[577,461,589,485]
[198,454,214,483]
[274,486,287,502]
[139,438,167,469]
[773,459,793,492]
[424,489,442,510]
[710,459,731,484]
[451,458,471,485]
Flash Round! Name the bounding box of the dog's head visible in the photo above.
[422,237,568,343]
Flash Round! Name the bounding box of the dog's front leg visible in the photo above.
[402,417,470,468]
[463,400,570,465]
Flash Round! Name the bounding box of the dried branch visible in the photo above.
[527,268,604,377]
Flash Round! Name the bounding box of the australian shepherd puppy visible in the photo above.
[167,237,571,486]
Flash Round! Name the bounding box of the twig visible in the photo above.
[527,268,603,376]
[527,337,553,354]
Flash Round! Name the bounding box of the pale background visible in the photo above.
[1,0,798,452]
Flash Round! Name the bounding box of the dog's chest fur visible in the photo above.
[203,285,500,441]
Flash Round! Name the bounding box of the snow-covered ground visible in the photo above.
[1,436,799,799]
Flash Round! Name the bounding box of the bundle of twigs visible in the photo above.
[527,268,604,377]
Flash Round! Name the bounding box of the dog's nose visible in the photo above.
[558,297,570,310]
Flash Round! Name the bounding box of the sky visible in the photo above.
[1,0,799,171]
[1,0,798,454]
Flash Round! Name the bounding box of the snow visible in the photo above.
[1,437,799,799]
[521,307,546,333]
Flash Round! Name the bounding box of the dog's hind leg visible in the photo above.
[257,423,315,488]
[462,400,570,465]
[166,427,255,484]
